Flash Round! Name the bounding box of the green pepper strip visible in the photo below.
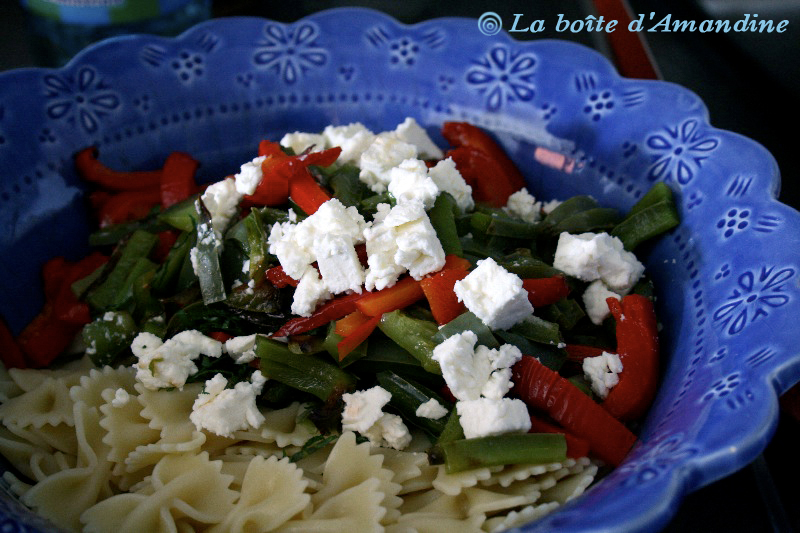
[376,370,451,438]
[327,164,368,208]
[470,211,539,239]
[508,315,563,346]
[428,192,463,257]
[378,310,441,375]
[157,195,200,232]
[151,230,194,296]
[244,211,269,281]
[441,433,567,474]
[82,311,138,366]
[194,199,227,305]
[87,229,158,310]
[255,335,355,402]
[611,183,679,250]
[542,195,598,227]
[553,207,620,234]
[432,311,499,348]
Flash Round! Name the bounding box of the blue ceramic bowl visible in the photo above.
[1,8,800,533]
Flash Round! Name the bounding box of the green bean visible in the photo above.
[428,192,463,256]
[377,371,451,438]
[378,310,441,375]
[87,229,158,310]
[433,311,499,348]
[441,433,567,473]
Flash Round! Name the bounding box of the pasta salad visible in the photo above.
[0,118,679,532]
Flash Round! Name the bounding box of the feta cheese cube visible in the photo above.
[427,157,474,212]
[362,413,412,450]
[363,206,406,291]
[359,134,418,193]
[456,398,532,439]
[542,199,562,214]
[234,155,267,195]
[504,188,542,223]
[390,204,446,280]
[387,158,439,209]
[200,177,242,235]
[322,122,375,163]
[314,234,365,294]
[291,268,332,317]
[190,371,267,437]
[391,117,444,160]
[267,221,314,280]
[132,330,223,390]
[416,398,448,420]
[583,280,621,326]
[582,352,623,399]
[453,257,533,330]
[225,334,258,364]
[553,232,645,293]
[341,386,392,434]
[280,132,326,156]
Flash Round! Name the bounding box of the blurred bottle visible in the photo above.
[20,0,212,67]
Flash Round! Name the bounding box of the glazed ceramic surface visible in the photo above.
[1,8,799,532]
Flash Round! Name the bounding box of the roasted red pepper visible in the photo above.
[16,304,82,368]
[564,344,607,363]
[528,415,591,459]
[265,265,299,288]
[356,276,424,317]
[160,151,199,208]
[74,146,162,190]
[522,276,570,307]
[272,292,362,338]
[52,252,108,325]
[420,268,468,325]
[335,310,372,337]
[98,189,162,227]
[603,294,660,421]
[0,318,28,369]
[512,354,637,466]
[337,314,381,360]
[441,122,526,207]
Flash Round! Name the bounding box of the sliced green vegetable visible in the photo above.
[255,335,356,402]
[378,311,441,375]
[151,230,194,296]
[82,311,138,366]
[542,195,599,227]
[508,315,563,346]
[441,433,567,473]
[553,207,620,234]
[542,298,586,331]
[611,182,679,250]
[377,371,451,438]
[470,211,539,239]
[244,210,269,280]
[157,195,199,232]
[428,192,463,256]
[433,311,499,348]
[326,164,369,207]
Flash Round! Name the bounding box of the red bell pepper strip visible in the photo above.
[289,169,331,215]
[442,122,526,207]
[52,252,108,325]
[208,331,234,343]
[272,292,362,338]
[356,276,424,317]
[153,230,179,263]
[0,318,28,369]
[259,140,286,158]
[564,344,607,364]
[335,310,371,337]
[522,276,571,307]
[602,294,660,421]
[420,268,468,325]
[16,304,83,368]
[42,256,70,302]
[528,415,591,459]
[441,254,472,271]
[337,314,381,360]
[98,189,162,227]
[512,355,637,466]
[160,151,199,208]
[265,265,299,288]
[74,146,162,190]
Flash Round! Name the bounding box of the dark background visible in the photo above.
[2,0,799,530]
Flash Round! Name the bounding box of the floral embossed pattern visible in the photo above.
[1,9,800,533]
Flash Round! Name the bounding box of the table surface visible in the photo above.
[1,0,799,531]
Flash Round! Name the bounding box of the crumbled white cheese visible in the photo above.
[582,352,623,399]
[542,199,562,214]
[190,371,267,437]
[292,268,333,317]
[416,398,448,420]
[387,158,439,208]
[234,155,267,196]
[200,177,242,236]
[553,232,645,293]
[456,397,532,439]
[322,122,376,164]
[111,388,130,408]
[504,188,542,224]
[267,198,368,314]
[453,257,533,330]
[583,280,621,326]
[359,134,418,193]
[431,331,522,401]
[132,330,223,390]
[224,334,258,364]
[391,117,444,160]
[363,204,407,291]
[427,157,474,212]
[341,386,392,434]
[280,132,326,156]
[362,413,412,450]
